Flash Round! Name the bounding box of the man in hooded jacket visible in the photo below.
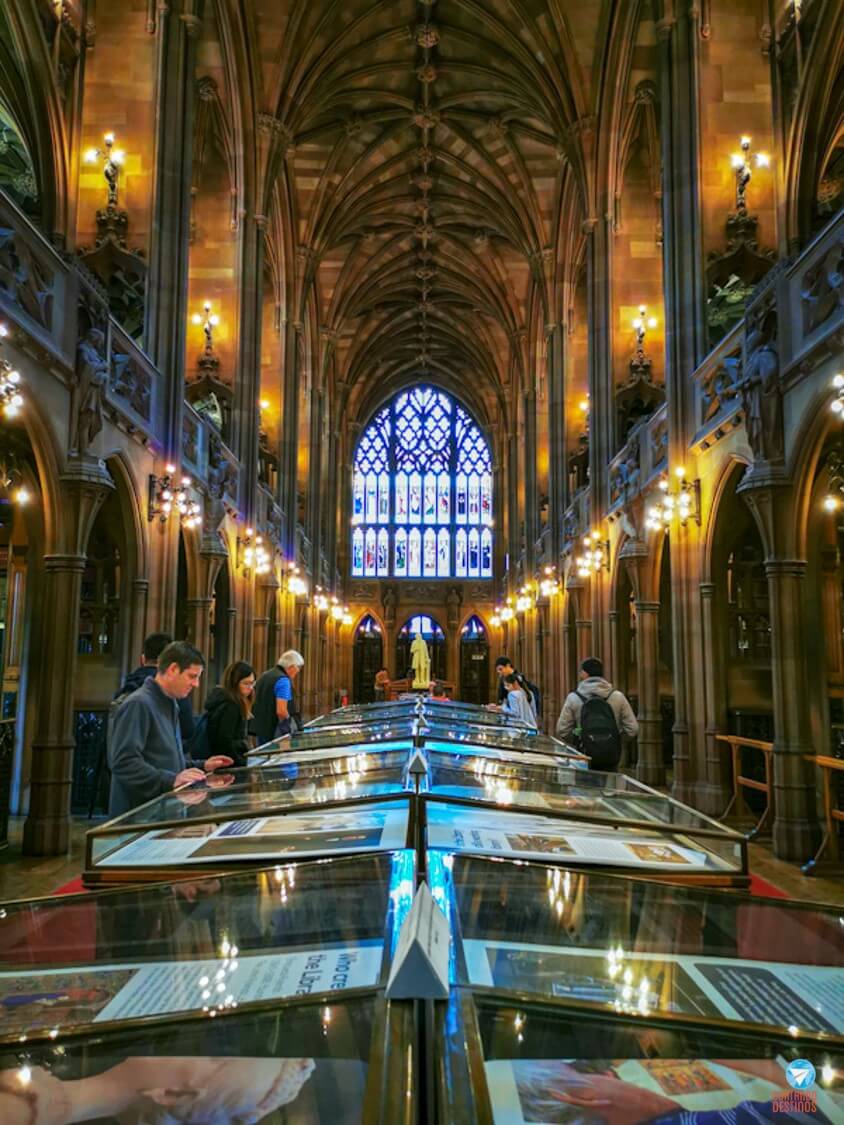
[556,657,639,743]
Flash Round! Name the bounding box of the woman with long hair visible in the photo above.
[204,660,256,767]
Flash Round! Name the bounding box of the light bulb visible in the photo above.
[731,153,745,169]
[632,317,642,330]
[740,135,751,148]
[674,465,686,478]
[111,149,125,165]
[0,324,7,337]
[192,314,202,325]
[260,399,269,410]
[824,495,839,512]
[210,315,219,326]
[103,132,115,145]
[8,370,20,383]
[755,152,770,168]
[647,317,657,328]
[14,487,29,505]
[84,148,99,164]
[832,399,844,414]
[166,463,176,474]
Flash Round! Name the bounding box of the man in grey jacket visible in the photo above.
[108,641,232,817]
[556,657,639,742]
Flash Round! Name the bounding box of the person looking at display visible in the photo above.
[557,656,638,770]
[203,661,256,768]
[499,673,538,729]
[252,650,305,743]
[492,656,540,721]
[108,642,233,816]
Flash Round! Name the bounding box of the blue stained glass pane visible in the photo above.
[352,386,493,578]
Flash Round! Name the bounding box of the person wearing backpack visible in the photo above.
[556,657,638,770]
[202,661,256,768]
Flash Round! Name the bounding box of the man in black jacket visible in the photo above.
[114,632,194,741]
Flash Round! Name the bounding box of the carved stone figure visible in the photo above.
[73,328,109,455]
[410,632,431,688]
[382,585,397,625]
[740,312,783,463]
[446,586,461,627]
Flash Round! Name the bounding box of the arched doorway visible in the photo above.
[397,614,445,682]
[353,615,383,703]
[460,615,489,704]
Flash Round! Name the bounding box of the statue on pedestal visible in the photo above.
[410,631,431,688]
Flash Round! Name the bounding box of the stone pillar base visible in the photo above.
[694,781,732,820]
[23,810,71,856]
[773,814,821,863]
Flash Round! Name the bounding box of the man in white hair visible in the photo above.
[252,649,305,745]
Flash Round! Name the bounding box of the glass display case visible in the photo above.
[87,704,744,885]
[3,846,843,1124]
[0,851,416,1123]
[436,852,844,1121]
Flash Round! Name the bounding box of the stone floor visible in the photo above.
[0,814,842,906]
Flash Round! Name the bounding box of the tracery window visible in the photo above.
[352,387,493,578]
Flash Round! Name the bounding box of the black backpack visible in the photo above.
[576,690,622,770]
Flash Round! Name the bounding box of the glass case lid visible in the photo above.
[99,761,411,831]
[305,703,421,729]
[0,992,413,1123]
[88,799,412,874]
[446,854,844,1038]
[440,990,844,1124]
[424,802,743,876]
[0,851,413,1041]
[287,722,419,753]
[426,758,739,835]
[421,722,585,761]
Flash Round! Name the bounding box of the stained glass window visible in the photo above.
[351,386,493,579]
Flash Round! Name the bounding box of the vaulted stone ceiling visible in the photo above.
[251,0,632,425]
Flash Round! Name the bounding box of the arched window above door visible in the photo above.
[351,387,493,579]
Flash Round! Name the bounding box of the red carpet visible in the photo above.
[53,876,86,896]
[748,873,789,899]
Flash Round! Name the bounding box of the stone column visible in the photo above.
[575,618,593,667]
[699,581,732,816]
[740,478,819,859]
[24,464,113,855]
[523,390,538,574]
[658,5,708,806]
[546,324,567,557]
[632,601,664,786]
[232,213,266,525]
[764,558,819,859]
[145,0,203,456]
[127,577,150,671]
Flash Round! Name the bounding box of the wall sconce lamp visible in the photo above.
[578,394,590,425]
[84,132,125,209]
[148,464,202,527]
[646,467,701,531]
[341,608,353,627]
[330,596,345,622]
[632,305,657,353]
[515,584,535,614]
[829,373,844,416]
[730,135,769,214]
[539,566,560,598]
[192,301,219,355]
[313,587,329,612]
[576,532,610,578]
[0,329,24,419]
[491,597,515,627]
[239,528,271,577]
[288,564,308,598]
